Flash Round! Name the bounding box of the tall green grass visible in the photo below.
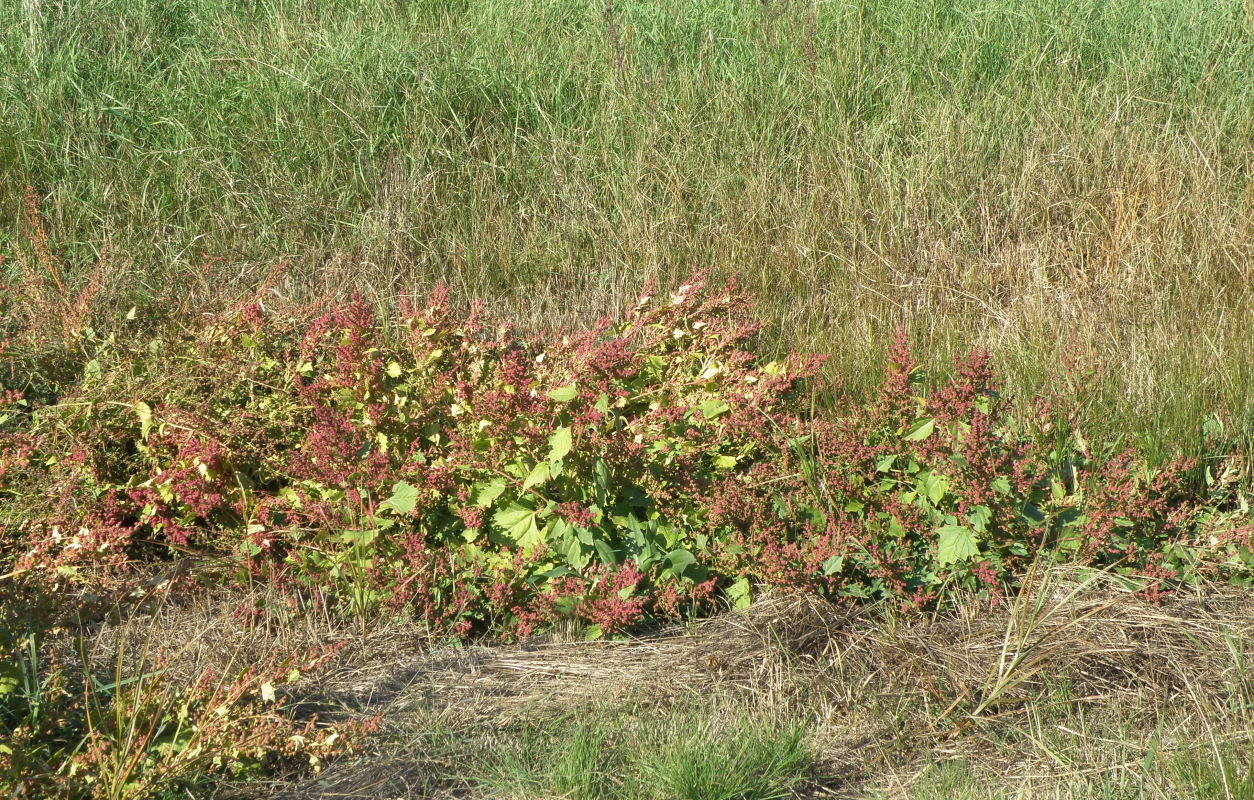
[2,0,1252,457]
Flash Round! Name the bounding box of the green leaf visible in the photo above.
[664,548,696,577]
[876,454,898,472]
[386,361,403,378]
[727,577,753,609]
[548,426,573,463]
[340,528,379,547]
[562,535,590,569]
[936,525,979,566]
[493,502,542,548]
[384,481,419,515]
[522,461,550,492]
[822,554,845,575]
[472,478,507,508]
[921,472,949,505]
[594,459,612,494]
[0,662,18,698]
[593,538,618,566]
[713,454,738,470]
[903,417,935,442]
[547,385,578,402]
[135,401,154,440]
[968,505,993,533]
[698,399,731,420]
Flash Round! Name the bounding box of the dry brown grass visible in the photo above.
[81,566,1254,798]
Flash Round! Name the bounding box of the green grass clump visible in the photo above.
[2,0,1252,457]
[471,708,813,800]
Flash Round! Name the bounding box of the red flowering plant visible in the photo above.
[696,330,1044,609]
[2,269,1252,637]
[257,274,826,635]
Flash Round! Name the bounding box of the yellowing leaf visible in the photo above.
[135,401,154,440]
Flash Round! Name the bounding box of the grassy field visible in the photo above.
[2,0,1253,457]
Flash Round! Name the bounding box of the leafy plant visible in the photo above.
[1,271,1250,641]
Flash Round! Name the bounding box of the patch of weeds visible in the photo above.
[634,710,812,800]
[903,761,982,800]
[474,716,619,800]
[467,704,814,800]
[1171,744,1254,800]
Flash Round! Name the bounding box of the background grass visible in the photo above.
[2,0,1252,459]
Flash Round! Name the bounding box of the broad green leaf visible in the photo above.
[876,454,898,472]
[991,476,1013,497]
[386,361,403,378]
[593,538,618,566]
[887,517,907,539]
[921,472,948,505]
[547,385,578,402]
[968,505,993,533]
[548,427,573,463]
[0,663,18,698]
[522,461,550,492]
[493,503,541,547]
[594,459,612,494]
[698,399,731,420]
[713,454,738,469]
[1019,503,1047,527]
[664,548,696,577]
[727,577,752,609]
[562,535,590,569]
[822,554,845,575]
[384,481,419,515]
[340,528,379,546]
[936,525,979,566]
[903,417,935,442]
[472,478,507,508]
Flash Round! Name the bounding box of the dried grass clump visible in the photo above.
[239,570,1254,798]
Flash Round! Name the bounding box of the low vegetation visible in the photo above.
[2,258,1251,794]
[1,0,1252,795]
